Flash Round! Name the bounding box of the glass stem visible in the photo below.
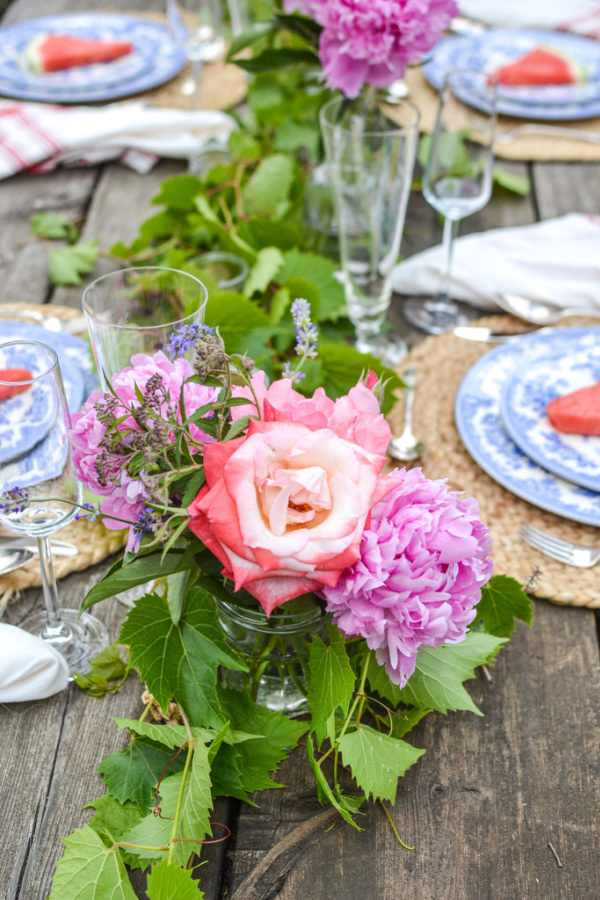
[191,57,203,110]
[440,217,458,302]
[37,537,70,640]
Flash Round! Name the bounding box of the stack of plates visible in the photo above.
[0,321,94,490]
[425,29,600,120]
[455,327,600,526]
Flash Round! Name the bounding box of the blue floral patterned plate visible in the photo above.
[501,337,600,493]
[0,14,186,103]
[455,327,600,527]
[425,30,600,121]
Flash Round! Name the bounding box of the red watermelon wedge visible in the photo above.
[495,46,583,87]
[0,368,32,402]
[546,383,600,436]
[25,34,133,74]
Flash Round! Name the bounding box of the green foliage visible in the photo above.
[74,643,131,696]
[49,240,100,285]
[146,859,204,899]
[97,736,186,809]
[30,211,78,241]
[338,726,425,804]
[49,826,137,900]
[474,574,534,637]
[308,626,356,746]
[493,165,531,196]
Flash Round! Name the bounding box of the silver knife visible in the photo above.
[0,538,79,557]
[453,326,549,344]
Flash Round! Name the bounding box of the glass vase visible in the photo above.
[214,591,330,717]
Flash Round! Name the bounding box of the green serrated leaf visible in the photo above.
[210,742,254,802]
[397,633,508,715]
[97,736,186,809]
[30,211,76,240]
[474,574,533,638]
[49,240,100,285]
[119,587,246,729]
[493,165,531,196]
[308,626,356,747]
[146,858,205,900]
[152,174,204,212]
[82,545,197,609]
[278,249,346,321]
[305,735,361,829]
[244,216,303,251]
[235,47,320,74]
[338,725,425,804]
[173,738,213,866]
[316,342,403,414]
[85,795,145,869]
[204,291,271,356]
[112,718,216,750]
[390,706,431,740]
[243,153,295,218]
[364,651,402,707]
[244,246,284,297]
[74,643,131,696]
[49,825,137,899]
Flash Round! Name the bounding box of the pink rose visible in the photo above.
[188,418,396,615]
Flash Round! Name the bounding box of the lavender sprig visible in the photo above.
[282,299,318,383]
[0,487,29,514]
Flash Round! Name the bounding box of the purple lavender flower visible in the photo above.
[291,298,318,360]
[322,467,493,687]
[75,502,101,523]
[167,323,215,359]
[0,487,29,514]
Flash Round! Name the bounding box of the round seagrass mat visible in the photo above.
[388,314,600,608]
[0,303,126,612]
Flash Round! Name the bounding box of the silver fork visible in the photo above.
[520,523,600,568]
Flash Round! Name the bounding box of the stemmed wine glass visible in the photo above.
[166,0,225,109]
[0,341,109,675]
[403,69,497,334]
[320,97,420,367]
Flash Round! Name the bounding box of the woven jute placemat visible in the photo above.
[0,303,126,613]
[387,69,600,163]
[387,314,600,607]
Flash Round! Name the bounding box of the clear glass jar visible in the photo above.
[214,591,330,717]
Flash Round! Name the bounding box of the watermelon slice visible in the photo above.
[0,368,32,402]
[495,46,584,87]
[24,34,133,74]
[546,383,600,436]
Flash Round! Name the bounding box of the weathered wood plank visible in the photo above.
[533,163,600,219]
[227,602,600,900]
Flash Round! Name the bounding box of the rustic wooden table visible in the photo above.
[1,1,600,898]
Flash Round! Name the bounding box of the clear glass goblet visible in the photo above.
[82,266,208,390]
[167,0,225,109]
[403,69,497,334]
[320,96,420,368]
[0,341,109,675]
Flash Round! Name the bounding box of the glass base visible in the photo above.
[19,608,110,677]
[221,668,309,718]
[403,297,472,335]
[355,333,408,368]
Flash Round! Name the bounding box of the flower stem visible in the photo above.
[338,649,371,743]
[378,799,415,850]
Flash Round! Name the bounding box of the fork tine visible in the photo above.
[520,533,575,564]
[519,524,573,553]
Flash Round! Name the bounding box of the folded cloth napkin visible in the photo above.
[392,214,600,311]
[458,0,600,37]
[0,622,69,702]
[0,100,236,179]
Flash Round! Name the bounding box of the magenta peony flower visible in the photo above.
[322,467,493,686]
[283,0,458,98]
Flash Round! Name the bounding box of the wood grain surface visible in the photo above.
[0,0,599,896]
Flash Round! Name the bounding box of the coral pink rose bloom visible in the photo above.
[188,418,396,615]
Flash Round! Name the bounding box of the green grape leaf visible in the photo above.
[317,342,403,414]
[112,718,215,750]
[243,216,303,251]
[244,246,284,297]
[119,587,247,729]
[218,687,307,792]
[274,120,319,159]
[474,574,534,638]
[97,737,185,809]
[305,735,362,829]
[85,795,146,870]
[308,626,356,747]
[49,240,100,285]
[391,707,431,740]
[204,291,272,357]
[49,825,137,900]
[277,249,347,322]
[243,153,295,218]
[74,643,131,696]
[338,725,425,804]
[234,47,320,74]
[364,652,402,707]
[396,633,508,715]
[493,165,531,196]
[172,738,213,867]
[30,211,77,241]
[146,858,205,900]
[82,546,197,609]
[152,174,204,212]
[210,743,254,802]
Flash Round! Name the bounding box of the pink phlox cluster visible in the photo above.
[322,467,493,686]
[231,370,392,455]
[283,0,458,98]
[70,351,218,536]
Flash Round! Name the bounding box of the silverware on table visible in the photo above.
[495,292,600,326]
[0,538,79,558]
[0,309,87,334]
[453,325,548,343]
[496,124,600,146]
[388,368,424,462]
[0,548,35,575]
[520,523,600,568]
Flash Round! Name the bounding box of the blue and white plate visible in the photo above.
[0,422,69,491]
[455,327,600,527]
[425,30,600,121]
[501,338,600,493]
[0,341,58,463]
[0,14,186,103]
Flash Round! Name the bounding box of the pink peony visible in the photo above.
[70,352,218,539]
[188,417,397,615]
[322,467,493,686]
[284,0,459,98]
[231,371,393,457]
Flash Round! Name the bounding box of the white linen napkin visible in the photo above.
[0,623,69,702]
[458,0,600,37]
[392,214,600,311]
[0,100,236,179]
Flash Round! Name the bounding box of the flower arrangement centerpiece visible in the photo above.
[37,301,532,898]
